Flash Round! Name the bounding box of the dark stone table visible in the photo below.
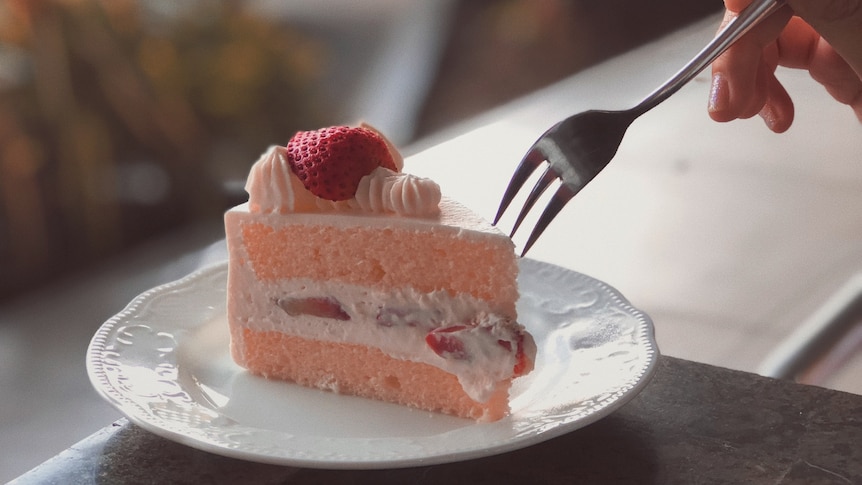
[12,356,862,484]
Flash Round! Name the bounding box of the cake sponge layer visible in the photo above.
[237,218,517,308]
[232,327,511,421]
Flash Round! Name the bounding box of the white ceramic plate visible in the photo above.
[87,258,658,468]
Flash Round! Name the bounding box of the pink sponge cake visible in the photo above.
[225,125,535,421]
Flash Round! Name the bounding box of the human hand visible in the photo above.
[708,0,862,132]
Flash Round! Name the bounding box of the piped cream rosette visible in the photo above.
[245,131,441,217]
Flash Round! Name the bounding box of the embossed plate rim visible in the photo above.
[86,258,659,469]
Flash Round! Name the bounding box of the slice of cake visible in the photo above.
[224,125,535,421]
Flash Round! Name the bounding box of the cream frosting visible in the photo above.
[346,167,441,216]
[245,145,441,217]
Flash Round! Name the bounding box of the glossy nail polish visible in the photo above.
[708,73,729,114]
[759,104,778,132]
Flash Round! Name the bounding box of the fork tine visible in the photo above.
[493,146,547,225]
[509,165,557,238]
[520,184,577,257]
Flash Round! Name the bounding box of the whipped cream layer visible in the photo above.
[229,264,529,403]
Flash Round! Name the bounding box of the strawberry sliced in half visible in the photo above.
[512,336,531,376]
[426,325,472,361]
[275,297,350,321]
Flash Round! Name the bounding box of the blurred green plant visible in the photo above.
[0,0,331,298]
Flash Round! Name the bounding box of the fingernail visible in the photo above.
[759,104,778,131]
[708,73,729,114]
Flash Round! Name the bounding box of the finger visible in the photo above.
[709,10,764,121]
[810,39,862,121]
[749,58,781,120]
[709,6,793,121]
[725,0,754,14]
[776,17,862,120]
[788,0,862,77]
[758,69,795,132]
[772,17,821,69]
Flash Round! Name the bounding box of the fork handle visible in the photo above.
[634,0,787,116]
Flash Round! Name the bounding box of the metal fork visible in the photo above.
[494,0,787,256]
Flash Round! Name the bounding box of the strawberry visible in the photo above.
[285,126,398,201]
[426,325,470,361]
[513,338,531,376]
[499,334,531,376]
[275,297,350,321]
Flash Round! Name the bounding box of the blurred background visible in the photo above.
[0,0,721,300]
[5,0,862,481]
[26,0,862,481]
